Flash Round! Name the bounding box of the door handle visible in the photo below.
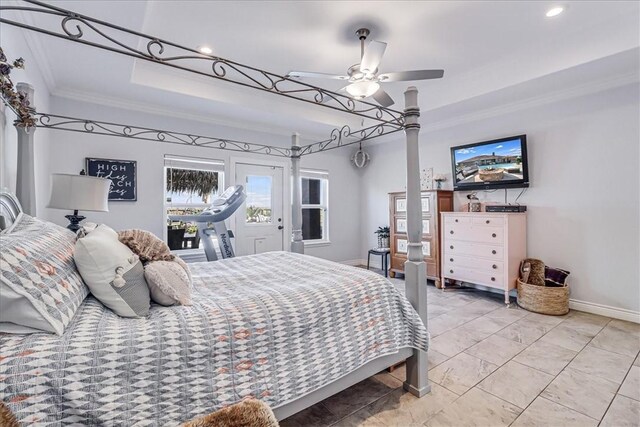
[278,225,283,230]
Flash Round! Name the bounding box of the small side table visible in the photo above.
[367,248,390,277]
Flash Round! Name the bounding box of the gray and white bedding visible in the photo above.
[1,251,429,425]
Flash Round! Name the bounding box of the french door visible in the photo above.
[234,162,285,255]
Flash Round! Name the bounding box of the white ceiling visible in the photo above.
[5,0,640,139]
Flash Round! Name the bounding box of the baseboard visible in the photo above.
[569,299,640,324]
[340,259,367,267]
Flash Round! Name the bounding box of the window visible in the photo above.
[300,170,328,243]
[164,155,224,252]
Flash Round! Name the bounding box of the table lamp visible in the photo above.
[47,173,111,231]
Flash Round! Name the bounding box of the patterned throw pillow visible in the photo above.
[0,213,89,335]
[545,266,570,287]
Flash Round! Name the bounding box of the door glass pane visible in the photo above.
[302,178,321,205]
[302,208,323,240]
[245,175,272,223]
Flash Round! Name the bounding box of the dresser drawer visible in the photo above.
[444,215,471,226]
[446,225,504,244]
[444,241,504,259]
[443,265,504,288]
[443,254,504,273]
[472,216,504,227]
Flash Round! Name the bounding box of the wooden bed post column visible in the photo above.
[291,133,304,254]
[403,86,430,397]
[15,82,37,216]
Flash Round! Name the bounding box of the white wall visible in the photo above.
[39,96,362,262]
[360,83,640,314]
[0,24,51,215]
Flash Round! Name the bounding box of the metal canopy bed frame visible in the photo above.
[1,0,432,421]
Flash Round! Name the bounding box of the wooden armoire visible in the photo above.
[389,190,453,287]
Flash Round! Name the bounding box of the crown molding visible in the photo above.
[422,70,639,133]
[50,87,330,142]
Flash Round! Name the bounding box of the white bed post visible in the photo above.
[403,86,430,397]
[15,82,37,216]
[291,132,304,254]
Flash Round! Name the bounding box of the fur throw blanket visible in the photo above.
[0,402,18,427]
[182,399,279,427]
[118,229,174,263]
[0,399,278,427]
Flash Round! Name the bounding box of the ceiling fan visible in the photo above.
[286,28,444,107]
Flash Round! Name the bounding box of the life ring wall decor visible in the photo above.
[351,142,371,168]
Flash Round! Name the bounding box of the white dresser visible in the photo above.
[440,212,527,304]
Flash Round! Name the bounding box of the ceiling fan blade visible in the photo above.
[372,87,395,107]
[359,41,387,73]
[378,69,444,82]
[286,71,349,80]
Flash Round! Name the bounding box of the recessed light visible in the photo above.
[198,45,213,54]
[546,6,564,17]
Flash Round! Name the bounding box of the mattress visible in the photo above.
[0,251,428,425]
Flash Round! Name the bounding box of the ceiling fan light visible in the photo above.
[346,81,380,99]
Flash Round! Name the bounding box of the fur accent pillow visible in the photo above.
[118,229,174,263]
[144,259,192,306]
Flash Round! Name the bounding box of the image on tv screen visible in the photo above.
[453,138,524,185]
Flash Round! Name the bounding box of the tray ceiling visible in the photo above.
[3,0,639,138]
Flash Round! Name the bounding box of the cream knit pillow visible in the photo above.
[144,259,192,306]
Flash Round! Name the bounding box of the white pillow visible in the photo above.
[74,224,150,317]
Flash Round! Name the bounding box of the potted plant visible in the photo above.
[375,226,390,249]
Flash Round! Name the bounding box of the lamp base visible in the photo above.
[65,213,85,232]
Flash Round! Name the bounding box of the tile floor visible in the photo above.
[281,277,640,427]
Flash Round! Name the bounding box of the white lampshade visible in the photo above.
[48,174,110,212]
[346,81,380,99]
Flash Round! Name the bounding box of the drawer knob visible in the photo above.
[450,230,454,234]
[450,245,454,250]
[455,219,459,223]
[492,233,497,238]
[492,264,497,269]
[492,250,497,255]
[491,277,496,282]
[450,269,454,274]
[450,258,454,262]
[486,220,490,224]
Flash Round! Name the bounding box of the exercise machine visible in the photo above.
[168,185,246,261]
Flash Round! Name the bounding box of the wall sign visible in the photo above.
[85,158,137,201]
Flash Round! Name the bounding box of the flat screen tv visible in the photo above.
[451,135,529,191]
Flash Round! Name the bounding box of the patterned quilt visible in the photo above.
[0,252,429,425]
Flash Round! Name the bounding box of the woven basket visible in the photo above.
[517,278,569,315]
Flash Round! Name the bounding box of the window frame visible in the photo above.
[300,169,330,246]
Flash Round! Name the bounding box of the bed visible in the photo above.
[1,253,427,425]
[0,197,428,424]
